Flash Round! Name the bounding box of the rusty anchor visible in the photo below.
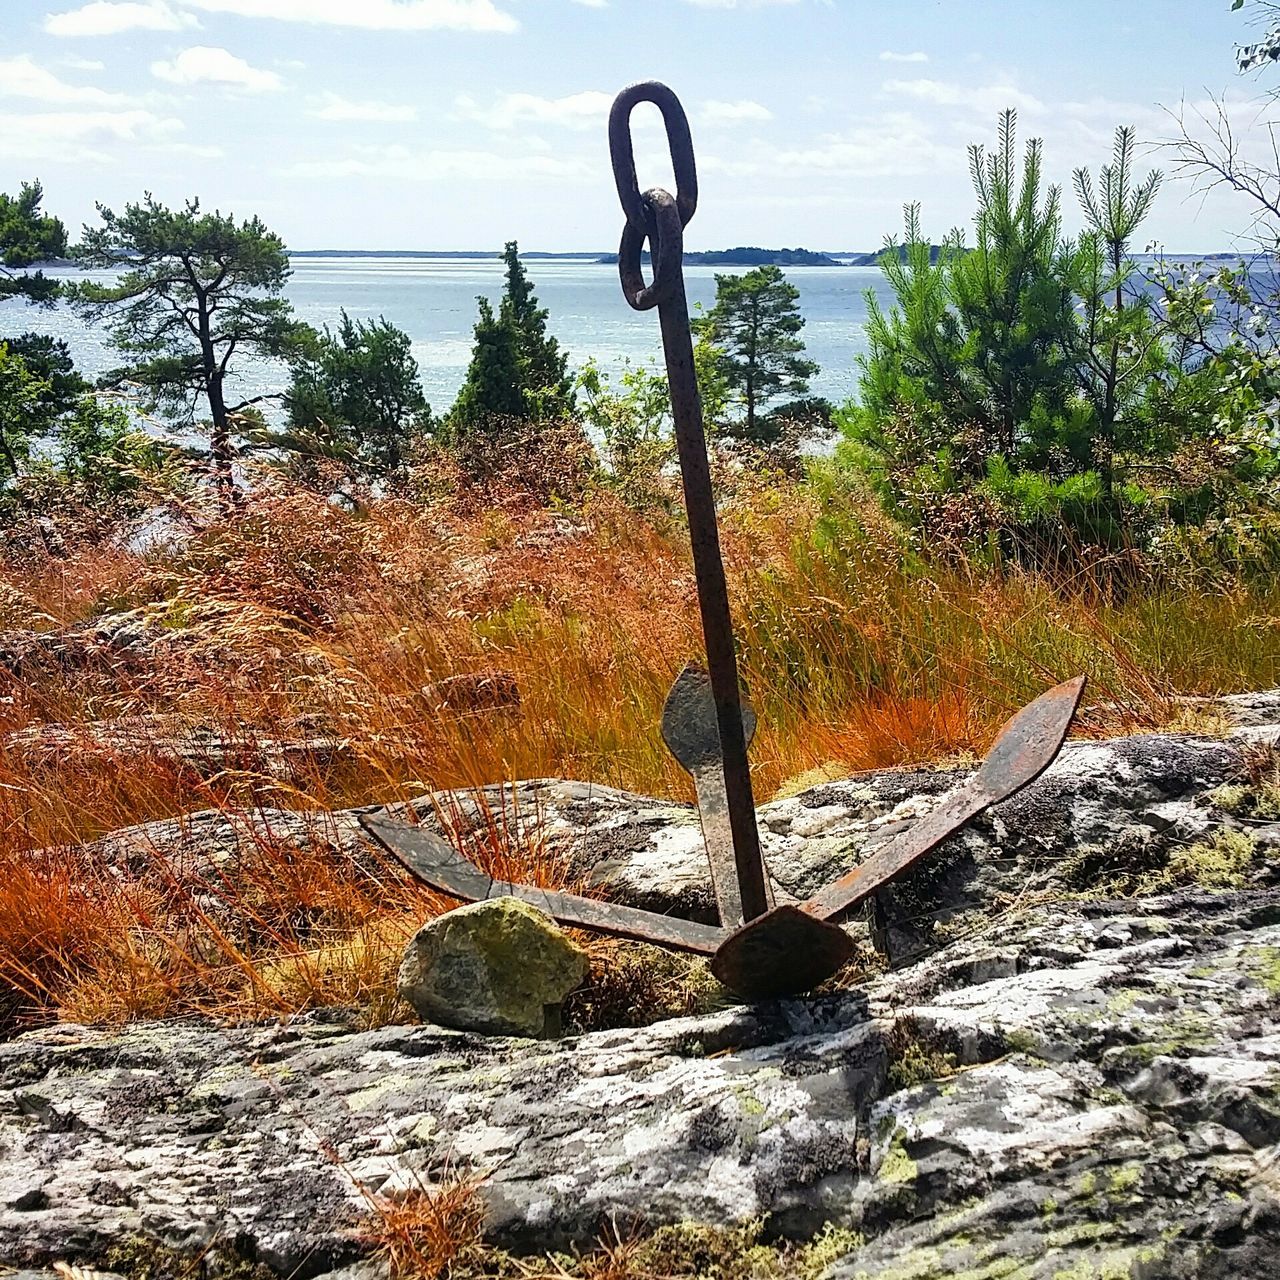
[358,81,1088,1001]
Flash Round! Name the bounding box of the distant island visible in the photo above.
[283,247,1266,266]
[288,249,606,260]
[838,245,948,266]
[596,246,844,267]
[288,247,846,266]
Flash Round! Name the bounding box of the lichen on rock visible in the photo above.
[396,897,588,1038]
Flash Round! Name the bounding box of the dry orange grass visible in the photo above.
[2,475,1278,1032]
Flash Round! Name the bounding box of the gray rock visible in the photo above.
[397,897,588,1037]
[378,723,1264,960]
[2,889,1280,1276]
[3,718,355,784]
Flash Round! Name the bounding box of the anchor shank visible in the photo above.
[657,275,771,924]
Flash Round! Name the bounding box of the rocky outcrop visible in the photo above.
[4,718,356,783]
[3,889,1280,1276]
[0,613,175,681]
[44,691,1280,956]
[10,693,1280,1273]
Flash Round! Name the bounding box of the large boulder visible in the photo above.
[396,897,588,1037]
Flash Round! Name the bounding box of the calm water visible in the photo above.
[1,257,896,419]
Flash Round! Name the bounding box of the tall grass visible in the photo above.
[1,476,1277,1030]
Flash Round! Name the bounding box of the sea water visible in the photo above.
[0,256,898,421]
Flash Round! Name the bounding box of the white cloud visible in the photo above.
[174,0,518,32]
[883,78,1046,117]
[703,118,951,181]
[0,108,185,162]
[880,50,929,64]
[309,92,417,123]
[456,89,614,130]
[0,54,130,106]
[701,99,773,124]
[60,55,108,71]
[44,1,198,37]
[682,0,803,7]
[570,0,607,6]
[286,144,592,182]
[152,46,283,92]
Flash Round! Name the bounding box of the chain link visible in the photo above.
[609,81,698,313]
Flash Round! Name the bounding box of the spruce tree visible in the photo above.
[500,241,574,418]
[450,297,525,431]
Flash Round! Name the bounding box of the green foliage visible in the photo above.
[0,338,170,526]
[0,180,68,306]
[269,311,432,483]
[71,195,304,500]
[51,397,171,505]
[576,357,676,510]
[450,242,574,435]
[0,342,54,487]
[4,333,86,418]
[847,113,1174,556]
[1234,0,1280,71]
[1139,259,1280,577]
[694,264,818,442]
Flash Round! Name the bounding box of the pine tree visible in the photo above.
[855,111,1083,484]
[694,265,817,442]
[0,181,67,307]
[278,311,432,478]
[947,109,1079,462]
[73,196,305,503]
[1072,126,1164,495]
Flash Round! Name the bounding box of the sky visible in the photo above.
[1,0,1277,253]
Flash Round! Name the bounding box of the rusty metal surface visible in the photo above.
[662,664,775,928]
[704,677,1088,996]
[802,675,1087,921]
[710,906,855,1000]
[359,813,727,956]
[610,81,771,925]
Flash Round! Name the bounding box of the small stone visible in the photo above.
[397,898,588,1038]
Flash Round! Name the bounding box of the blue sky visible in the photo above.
[1,0,1274,251]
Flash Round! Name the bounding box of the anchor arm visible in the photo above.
[360,813,728,956]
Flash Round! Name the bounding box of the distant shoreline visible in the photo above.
[289,248,850,266]
[283,248,1273,265]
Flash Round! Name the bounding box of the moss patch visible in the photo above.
[462,1220,865,1280]
[103,1238,275,1280]
[880,1128,920,1185]
[772,760,853,800]
[564,940,736,1032]
[886,1017,960,1090]
[1142,828,1261,892]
